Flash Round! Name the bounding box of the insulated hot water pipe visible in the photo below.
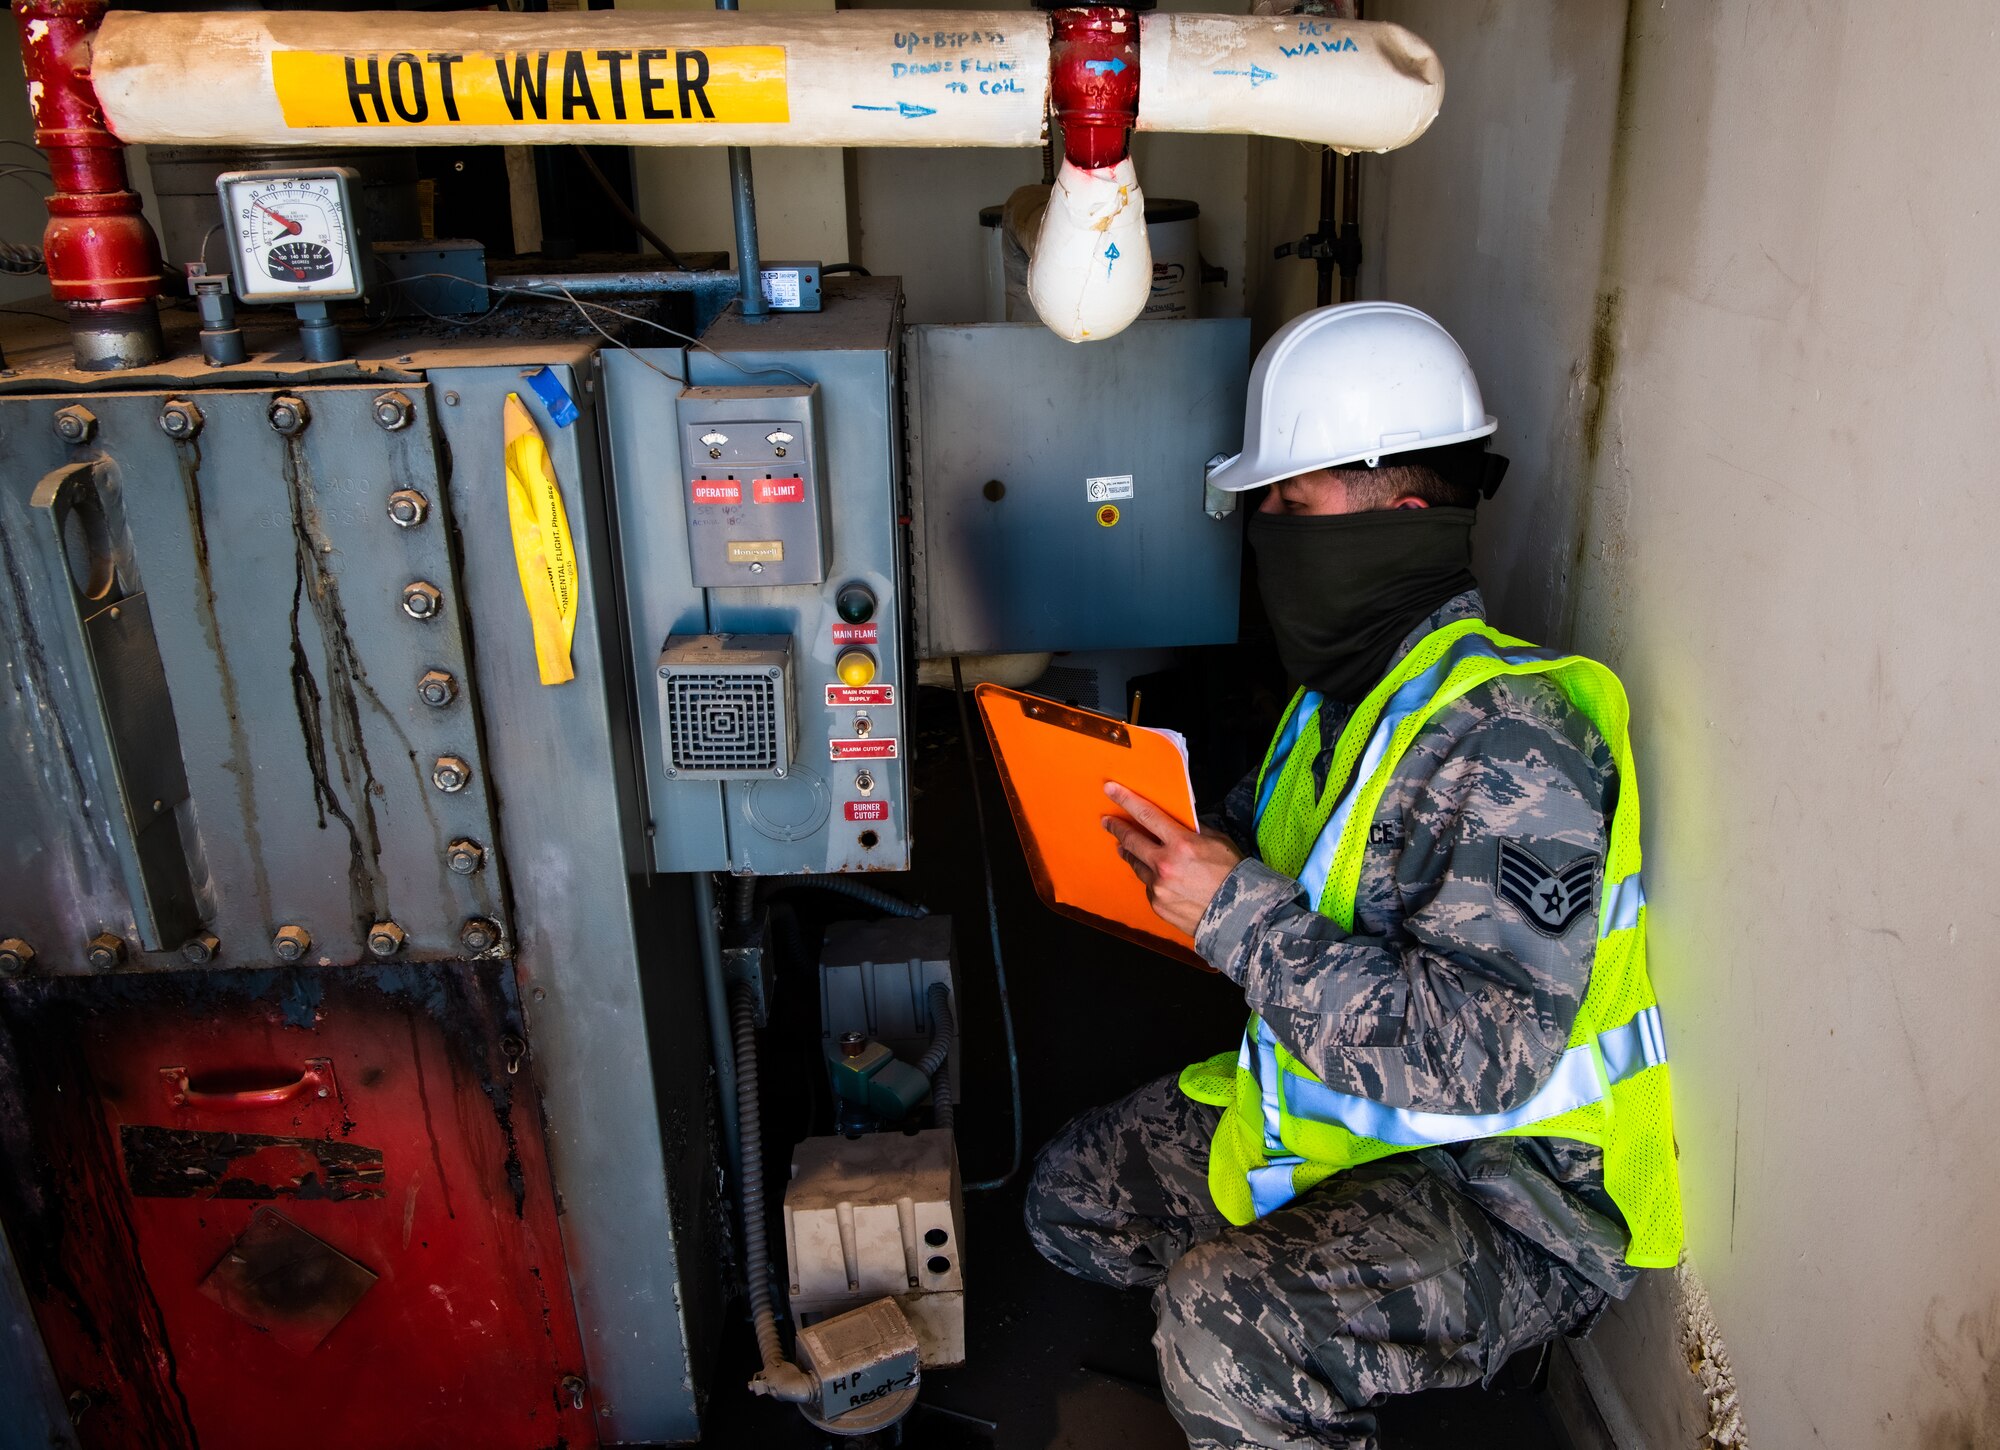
[12,0,165,369]
[21,5,1445,351]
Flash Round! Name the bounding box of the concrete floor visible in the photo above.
[700,675,1574,1450]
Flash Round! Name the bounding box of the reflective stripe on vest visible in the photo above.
[1252,1007,1667,1151]
[1256,632,1569,908]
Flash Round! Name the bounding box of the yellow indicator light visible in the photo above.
[836,648,877,687]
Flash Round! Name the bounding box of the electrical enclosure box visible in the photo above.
[656,633,796,780]
[678,384,830,588]
[785,1130,965,1368]
[906,318,1250,656]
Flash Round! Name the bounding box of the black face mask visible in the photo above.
[1247,506,1478,703]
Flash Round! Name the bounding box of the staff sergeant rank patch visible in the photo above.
[1496,840,1599,937]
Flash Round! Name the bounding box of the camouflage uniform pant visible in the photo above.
[1022,1074,1607,1450]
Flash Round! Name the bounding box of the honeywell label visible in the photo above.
[1086,474,1135,502]
[691,479,741,505]
[827,684,895,708]
[831,622,879,645]
[726,539,783,563]
[754,477,806,504]
[830,738,898,761]
[845,799,890,822]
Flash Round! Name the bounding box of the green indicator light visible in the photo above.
[836,583,876,624]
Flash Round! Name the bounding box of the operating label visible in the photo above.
[831,622,879,645]
[270,47,791,130]
[830,738,898,760]
[827,684,895,707]
[754,477,806,504]
[845,800,890,822]
[1086,473,1135,502]
[691,479,741,505]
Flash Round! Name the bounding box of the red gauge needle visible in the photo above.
[255,200,303,236]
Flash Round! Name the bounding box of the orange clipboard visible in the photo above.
[974,684,1211,971]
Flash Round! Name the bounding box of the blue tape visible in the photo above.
[523,367,578,428]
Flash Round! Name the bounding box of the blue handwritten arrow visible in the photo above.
[1211,64,1276,88]
[852,101,939,118]
[1083,58,1128,77]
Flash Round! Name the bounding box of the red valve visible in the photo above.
[1047,6,1141,171]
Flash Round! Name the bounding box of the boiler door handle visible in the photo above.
[161,1058,335,1109]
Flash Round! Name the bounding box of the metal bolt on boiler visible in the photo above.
[267,394,309,435]
[417,669,458,708]
[272,924,312,962]
[366,921,407,958]
[387,489,429,528]
[157,399,202,440]
[0,938,35,975]
[432,755,471,793]
[460,917,501,954]
[85,932,125,971]
[51,405,96,444]
[372,391,415,432]
[402,580,443,620]
[446,838,486,875]
[180,931,221,965]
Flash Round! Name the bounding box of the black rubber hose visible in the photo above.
[731,984,815,1403]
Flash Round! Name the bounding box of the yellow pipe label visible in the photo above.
[503,393,579,687]
[271,46,789,129]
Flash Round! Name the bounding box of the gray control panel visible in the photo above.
[678,385,830,588]
[606,279,912,875]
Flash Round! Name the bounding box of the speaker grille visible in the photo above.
[664,670,782,773]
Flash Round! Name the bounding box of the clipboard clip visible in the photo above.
[1019,695,1133,749]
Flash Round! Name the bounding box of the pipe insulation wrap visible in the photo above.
[1026,157,1151,343]
[90,10,1051,148]
[1135,14,1443,151]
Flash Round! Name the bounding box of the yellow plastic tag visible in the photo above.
[270,46,790,130]
[502,393,578,686]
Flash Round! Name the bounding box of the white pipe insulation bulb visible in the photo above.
[1026,157,1152,343]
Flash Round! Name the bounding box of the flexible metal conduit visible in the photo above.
[731,983,816,1403]
[915,981,956,1131]
[761,875,928,919]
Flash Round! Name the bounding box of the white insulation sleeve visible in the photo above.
[1136,13,1442,152]
[90,10,1050,148]
[1025,158,1152,344]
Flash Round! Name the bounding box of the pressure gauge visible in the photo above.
[216,167,366,304]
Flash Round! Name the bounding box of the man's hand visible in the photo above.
[1102,781,1244,937]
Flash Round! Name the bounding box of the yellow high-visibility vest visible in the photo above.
[1179,619,1684,1267]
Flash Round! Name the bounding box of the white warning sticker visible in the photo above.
[1086,474,1134,502]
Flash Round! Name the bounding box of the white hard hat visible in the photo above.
[1207,301,1497,493]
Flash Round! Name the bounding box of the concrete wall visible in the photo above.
[1333,2,2000,1445]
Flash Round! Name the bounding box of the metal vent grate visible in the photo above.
[664,671,781,773]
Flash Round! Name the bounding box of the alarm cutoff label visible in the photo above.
[271,47,790,130]
[1086,474,1134,502]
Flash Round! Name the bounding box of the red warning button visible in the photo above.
[691,479,741,505]
[755,477,806,504]
[845,800,890,822]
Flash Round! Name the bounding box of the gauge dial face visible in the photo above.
[219,170,364,302]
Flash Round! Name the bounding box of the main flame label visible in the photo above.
[271,47,789,128]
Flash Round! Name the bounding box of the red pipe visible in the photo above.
[12,0,163,366]
[1046,5,1140,171]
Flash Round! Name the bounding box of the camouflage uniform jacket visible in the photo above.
[1197,589,1640,1297]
